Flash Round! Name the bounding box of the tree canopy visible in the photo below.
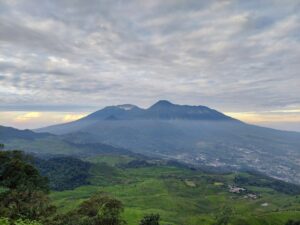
[0,150,55,222]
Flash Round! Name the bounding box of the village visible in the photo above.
[228,185,259,200]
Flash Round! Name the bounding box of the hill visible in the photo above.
[0,125,50,140]
[36,101,300,184]
[50,153,300,225]
[0,125,138,158]
[2,149,300,225]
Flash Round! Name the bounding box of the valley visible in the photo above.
[3,101,300,185]
[1,101,300,224]
[48,154,300,225]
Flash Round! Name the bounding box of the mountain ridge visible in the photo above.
[34,101,300,185]
[3,101,300,184]
[37,100,237,133]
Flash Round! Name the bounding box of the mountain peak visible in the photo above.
[150,100,174,108]
[116,104,138,111]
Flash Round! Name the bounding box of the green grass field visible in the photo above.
[50,155,300,225]
[85,154,135,166]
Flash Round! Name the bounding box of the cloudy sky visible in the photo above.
[0,0,300,131]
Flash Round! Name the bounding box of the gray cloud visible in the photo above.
[0,0,299,112]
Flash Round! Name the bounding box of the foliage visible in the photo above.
[0,217,9,225]
[286,220,300,225]
[96,197,126,225]
[0,151,48,192]
[0,218,42,225]
[139,214,160,225]
[214,207,234,225]
[2,147,300,225]
[234,173,300,195]
[0,190,55,221]
[51,159,300,225]
[34,157,91,191]
[0,151,55,222]
[122,160,154,169]
[51,193,126,225]
[14,219,42,225]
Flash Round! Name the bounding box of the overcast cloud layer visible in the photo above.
[0,0,300,129]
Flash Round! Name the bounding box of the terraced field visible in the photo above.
[50,155,300,225]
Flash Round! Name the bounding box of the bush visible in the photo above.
[0,151,55,221]
[14,219,42,225]
[51,193,126,225]
[0,218,42,225]
[139,214,160,225]
[286,220,300,225]
[0,217,9,225]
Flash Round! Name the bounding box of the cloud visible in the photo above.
[0,111,88,129]
[225,110,300,132]
[225,111,300,123]
[14,112,41,122]
[0,0,299,125]
[62,114,87,122]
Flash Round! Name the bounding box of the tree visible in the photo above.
[51,193,126,225]
[34,157,91,191]
[97,198,125,225]
[286,220,300,225]
[0,151,48,192]
[139,214,160,225]
[0,217,9,225]
[0,189,55,220]
[214,207,233,225]
[0,150,55,222]
[0,144,4,150]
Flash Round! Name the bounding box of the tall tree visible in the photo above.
[51,193,126,225]
[0,150,55,221]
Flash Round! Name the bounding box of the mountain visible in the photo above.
[83,100,235,121]
[144,100,235,120]
[0,125,50,140]
[37,100,236,134]
[0,125,137,157]
[36,100,300,184]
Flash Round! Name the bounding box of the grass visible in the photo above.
[85,154,135,166]
[5,137,83,154]
[50,155,300,225]
[0,186,8,194]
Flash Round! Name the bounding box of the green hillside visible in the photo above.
[50,155,300,225]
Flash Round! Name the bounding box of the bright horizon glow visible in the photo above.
[0,111,88,129]
[1,108,300,132]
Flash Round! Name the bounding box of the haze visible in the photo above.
[0,0,299,131]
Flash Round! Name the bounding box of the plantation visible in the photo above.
[50,155,300,225]
[1,148,300,225]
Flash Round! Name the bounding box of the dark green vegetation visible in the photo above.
[139,214,160,225]
[0,150,54,224]
[34,157,91,191]
[234,172,300,195]
[0,149,128,225]
[1,143,300,224]
[0,151,48,191]
[49,193,126,225]
[49,154,300,225]
[286,220,300,225]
